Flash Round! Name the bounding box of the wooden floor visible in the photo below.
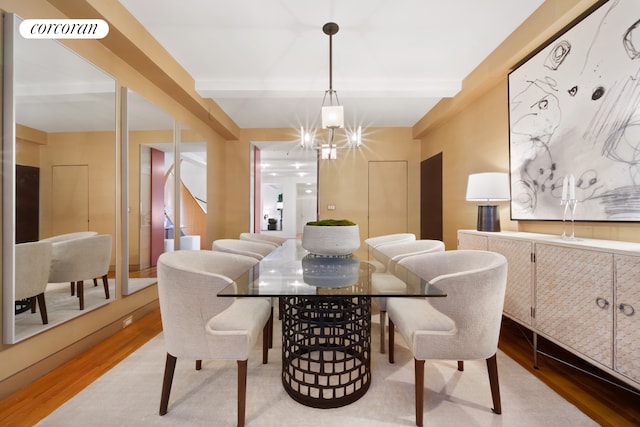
[0,311,638,426]
[498,317,640,427]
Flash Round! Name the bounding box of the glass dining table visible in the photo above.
[218,239,445,409]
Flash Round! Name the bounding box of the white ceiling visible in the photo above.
[118,0,544,129]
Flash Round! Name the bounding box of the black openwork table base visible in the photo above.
[281,296,371,408]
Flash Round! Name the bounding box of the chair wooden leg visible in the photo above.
[70,282,75,296]
[486,353,502,414]
[102,275,110,299]
[388,319,395,363]
[380,310,386,354]
[262,320,269,364]
[36,292,48,324]
[237,360,248,427]
[195,360,202,370]
[268,306,274,349]
[159,353,177,415]
[415,358,425,426]
[30,297,37,313]
[77,280,84,310]
[93,278,98,287]
[458,361,464,371]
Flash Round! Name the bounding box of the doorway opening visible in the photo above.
[250,141,318,238]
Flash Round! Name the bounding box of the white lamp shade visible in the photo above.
[466,172,510,202]
[322,105,344,129]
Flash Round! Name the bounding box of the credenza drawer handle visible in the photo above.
[595,297,609,309]
[619,303,635,317]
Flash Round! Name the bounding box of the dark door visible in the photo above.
[16,164,40,243]
[420,153,443,240]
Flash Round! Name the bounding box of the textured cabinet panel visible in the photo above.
[535,244,613,368]
[614,254,640,384]
[489,237,533,326]
[457,231,488,250]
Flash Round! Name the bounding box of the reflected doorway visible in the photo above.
[251,142,318,238]
[139,141,207,268]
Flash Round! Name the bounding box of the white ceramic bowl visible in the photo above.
[301,224,360,256]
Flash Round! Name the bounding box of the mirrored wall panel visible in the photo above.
[177,124,207,251]
[4,14,118,343]
[122,89,174,295]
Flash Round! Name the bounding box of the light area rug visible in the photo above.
[15,278,155,341]
[36,314,597,427]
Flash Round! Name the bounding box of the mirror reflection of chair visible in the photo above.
[15,241,53,324]
[387,250,508,426]
[364,233,416,273]
[239,232,287,247]
[212,239,276,260]
[41,231,99,296]
[48,234,112,310]
[40,231,98,244]
[157,250,271,427]
[371,239,445,353]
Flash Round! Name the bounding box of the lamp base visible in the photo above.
[477,205,501,232]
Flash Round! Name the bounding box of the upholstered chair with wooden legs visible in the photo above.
[48,234,112,310]
[364,233,416,273]
[371,239,445,353]
[157,250,271,427]
[15,241,52,324]
[387,250,508,426]
[41,231,99,296]
[40,231,97,243]
[213,238,276,343]
[239,232,287,247]
[213,238,277,260]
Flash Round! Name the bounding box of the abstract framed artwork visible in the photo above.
[508,0,640,221]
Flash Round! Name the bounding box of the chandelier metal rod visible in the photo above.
[329,30,333,91]
[323,22,339,96]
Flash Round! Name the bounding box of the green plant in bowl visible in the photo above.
[302,219,360,256]
[306,219,356,226]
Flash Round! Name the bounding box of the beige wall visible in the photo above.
[39,131,117,241]
[415,0,640,250]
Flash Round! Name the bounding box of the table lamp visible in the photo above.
[465,172,510,232]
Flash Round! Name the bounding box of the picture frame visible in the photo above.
[508,0,640,221]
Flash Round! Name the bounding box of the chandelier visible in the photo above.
[300,22,361,158]
[321,22,343,130]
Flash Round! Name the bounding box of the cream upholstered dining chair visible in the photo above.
[41,231,99,297]
[40,231,98,243]
[157,250,271,427]
[213,238,277,339]
[371,239,445,353]
[364,233,416,273]
[387,250,508,426]
[48,234,112,310]
[212,238,276,260]
[15,241,53,324]
[239,232,287,247]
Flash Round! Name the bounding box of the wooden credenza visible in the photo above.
[458,230,640,390]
